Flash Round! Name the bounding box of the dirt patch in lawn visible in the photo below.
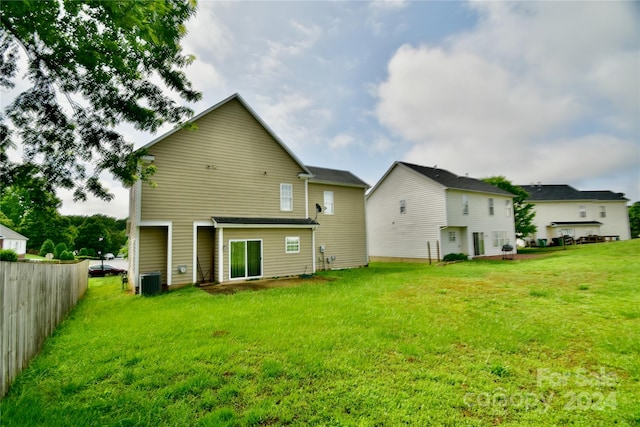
[198,275,335,295]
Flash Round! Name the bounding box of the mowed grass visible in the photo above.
[2,241,639,426]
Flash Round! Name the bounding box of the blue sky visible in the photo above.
[6,1,640,217]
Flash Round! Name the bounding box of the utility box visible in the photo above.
[140,272,162,296]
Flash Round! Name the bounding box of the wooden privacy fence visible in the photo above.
[0,260,89,398]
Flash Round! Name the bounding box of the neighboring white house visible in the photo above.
[519,184,631,244]
[367,162,516,261]
[0,225,28,258]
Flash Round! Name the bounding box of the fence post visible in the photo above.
[427,241,431,265]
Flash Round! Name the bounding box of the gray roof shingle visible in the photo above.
[399,162,512,196]
[212,217,318,226]
[306,166,369,188]
[0,225,28,240]
[519,185,628,201]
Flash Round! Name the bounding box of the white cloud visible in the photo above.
[252,20,322,77]
[328,133,356,150]
[375,1,639,192]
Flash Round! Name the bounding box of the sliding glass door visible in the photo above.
[230,240,262,279]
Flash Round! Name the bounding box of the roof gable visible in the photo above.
[0,225,28,240]
[306,166,369,188]
[140,93,312,176]
[519,185,628,201]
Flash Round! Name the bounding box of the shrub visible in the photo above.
[54,242,67,259]
[443,253,468,262]
[0,249,18,262]
[79,248,88,256]
[60,250,75,261]
[39,239,56,257]
[87,248,96,257]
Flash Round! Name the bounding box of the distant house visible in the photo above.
[0,225,28,258]
[518,184,631,244]
[367,162,516,261]
[127,93,369,289]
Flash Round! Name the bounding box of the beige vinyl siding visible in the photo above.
[196,226,215,283]
[140,98,307,222]
[220,228,314,280]
[139,226,168,284]
[367,165,447,260]
[309,183,368,269]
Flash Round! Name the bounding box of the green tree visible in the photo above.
[75,219,111,255]
[54,242,67,259]
[629,201,640,238]
[0,211,14,228]
[39,239,55,257]
[1,0,201,200]
[482,176,537,238]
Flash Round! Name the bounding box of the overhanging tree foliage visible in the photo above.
[482,176,537,238]
[1,0,201,200]
[628,201,640,238]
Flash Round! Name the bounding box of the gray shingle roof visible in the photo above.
[0,225,28,240]
[212,217,318,226]
[519,185,628,201]
[399,162,512,196]
[306,166,369,188]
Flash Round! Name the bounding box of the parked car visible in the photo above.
[104,253,115,260]
[88,264,126,277]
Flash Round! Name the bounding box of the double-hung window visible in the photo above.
[285,236,300,253]
[324,191,334,215]
[462,195,469,215]
[400,200,406,214]
[488,198,494,216]
[505,199,512,217]
[280,183,293,211]
[579,205,586,218]
[599,206,606,218]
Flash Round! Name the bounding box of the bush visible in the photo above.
[443,253,468,262]
[54,242,67,259]
[0,249,18,262]
[79,248,88,256]
[59,250,75,261]
[39,239,55,257]
[87,248,96,258]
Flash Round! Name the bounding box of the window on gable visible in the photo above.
[599,206,606,218]
[579,205,586,218]
[280,183,293,211]
[400,199,406,214]
[462,195,469,215]
[505,199,512,217]
[285,236,300,253]
[488,198,494,216]
[324,191,334,215]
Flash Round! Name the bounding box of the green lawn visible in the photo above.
[2,241,639,426]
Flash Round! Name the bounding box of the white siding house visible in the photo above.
[519,184,631,244]
[0,225,28,258]
[367,162,516,261]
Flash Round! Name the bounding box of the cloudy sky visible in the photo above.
[8,1,640,217]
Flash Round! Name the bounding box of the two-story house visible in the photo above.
[518,184,631,244]
[367,162,516,261]
[127,93,368,289]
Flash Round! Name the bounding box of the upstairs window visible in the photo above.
[488,198,494,216]
[505,200,512,217]
[324,191,334,215]
[599,206,606,218]
[400,199,406,214]
[280,183,293,211]
[579,205,586,218]
[462,195,469,215]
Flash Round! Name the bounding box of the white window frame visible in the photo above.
[599,206,606,218]
[505,199,512,217]
[492,231,510,248]
[400,199,406,214]
[448,231,456,242]
[280,183,293,211]
[462,195,469,215]
[579,205,586,218]
[285,236,300,254]
[488,198,494,216]
[324,191,334,215]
